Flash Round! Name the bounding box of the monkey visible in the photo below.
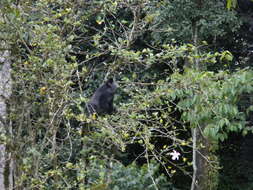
[87,78,118,115]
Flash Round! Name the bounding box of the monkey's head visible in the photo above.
[105,78,118,93]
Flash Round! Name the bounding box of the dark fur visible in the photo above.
[87,78,117,115]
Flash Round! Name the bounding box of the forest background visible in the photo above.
[1,0,253,189]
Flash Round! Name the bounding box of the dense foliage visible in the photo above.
[0,0,253,189]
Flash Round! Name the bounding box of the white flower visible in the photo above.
[169,150,181,160]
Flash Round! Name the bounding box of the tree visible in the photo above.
[0,46,13,190]
[0,0,252,189]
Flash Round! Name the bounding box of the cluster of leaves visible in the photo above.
[85,159,173,190]
[168,69,253,141]
[149,0,241,44]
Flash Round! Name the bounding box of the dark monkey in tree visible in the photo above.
[87,78,118,115]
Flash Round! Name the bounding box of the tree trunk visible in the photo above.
[190,2,213,187]
[0,50,13,190]
[191,127,211,190]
